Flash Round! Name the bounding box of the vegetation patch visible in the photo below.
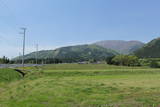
[1,64,160,107]
[0,69,22,82]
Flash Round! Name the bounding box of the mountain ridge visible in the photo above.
[134,37,160,58]
[14,40,147,62]
[15,44,118,62]
[94,40,145,54]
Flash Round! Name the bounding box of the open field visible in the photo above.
[1,64,160,107]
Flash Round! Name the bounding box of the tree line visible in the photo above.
[1,55,160,68]
[13,55,140,66]
[106,55,140,66]
[0,56,10,64]
[3,55,141,66]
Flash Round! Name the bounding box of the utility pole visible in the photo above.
[18,52,21,64]
[35,44,38,65]
[20,28,27,70]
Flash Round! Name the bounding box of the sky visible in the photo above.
[0,0,160,58]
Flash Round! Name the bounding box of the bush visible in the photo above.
[105,56,115,64]
[150,61,160,68]
[111,55,140,66]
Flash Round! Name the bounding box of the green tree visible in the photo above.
[112,55,140,66]
[150,60,160,68]
[105,56,115,64]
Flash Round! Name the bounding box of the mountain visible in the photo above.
[94,40,145,54]
[18,44,118,62]
[134,38,160,58]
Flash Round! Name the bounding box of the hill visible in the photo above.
[94,40,145,54]
[134,38,160,58]
[18,44,118,62]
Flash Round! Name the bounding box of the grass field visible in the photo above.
[1,64,160,107]
[0,69,22,82]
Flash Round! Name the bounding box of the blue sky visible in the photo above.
[0,0,160,57]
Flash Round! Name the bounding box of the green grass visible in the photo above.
[1,64,160,107]
[0,69,22,82]
[43,64,147,70]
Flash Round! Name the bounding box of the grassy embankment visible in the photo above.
[0,68,22,82]
[0,64,160,107]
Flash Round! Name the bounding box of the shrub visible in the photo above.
[105,56,115,64]
[111,55,140,66]
[150,61,160,68]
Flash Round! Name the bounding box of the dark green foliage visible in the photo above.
[13,45,118,63]
[105,55,140,66]
[23,58,63,64]
[150,60,160,68]
[0,56,10,64]
[139,59,150,66]
[139,58,160,67]
[134,38,160,58]
[105,56,115,64]
[89,59,97,63]
[111,55,140,66]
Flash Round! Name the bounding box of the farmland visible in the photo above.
[0,64,160,107]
